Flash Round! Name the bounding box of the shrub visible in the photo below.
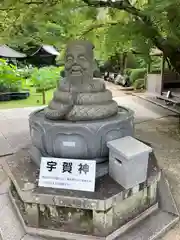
[133,78,145,90]
[124,68,133,76]
[30,66,60,91]
[0,59,24,92]
[126,53,139,69]
[130,68,147,83]
[17,67,35,79]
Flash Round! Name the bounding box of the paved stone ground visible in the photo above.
[105,81,127,97]
[135,116,180,240]
[0,87,180,239]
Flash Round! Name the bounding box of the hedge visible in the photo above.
[130,68,147,83]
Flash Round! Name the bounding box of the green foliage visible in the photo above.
[124,68,133,76]
[0,0,180,73]
[130,68,147,83]
[30,66,60,92]
[126,53,139,69]
[133,78,145,90]
[150,56,162,72]
[135,55,148,68]
[17,67,35,79]
[0,59,24,92]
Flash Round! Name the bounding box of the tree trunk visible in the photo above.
[166,50,180,74]
[158,42,180,74]
[121,52,127,75]
[42,89,46,105]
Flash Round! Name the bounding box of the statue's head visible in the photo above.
[65,40,94,81]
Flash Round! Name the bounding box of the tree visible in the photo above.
[1,0,180,74]
[80,0,180,73]
[30,66,60,104]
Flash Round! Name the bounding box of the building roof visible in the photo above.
[42,45,60,56]
[30,45,60,56]
[0,45,26,58]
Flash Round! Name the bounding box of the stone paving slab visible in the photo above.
[0,202,25,240]
[135,116,180,240]
[160,222,180,240]
[0,118,30,153]
[0,159,8,195]
[5,132,30,152]
[114,96,174,123]
[105,82,127,98]
[0,118,29,132]
[0,193,10,212]
[0,179,9,195]
[0,107,43,120]
[0,165,44,240]
[119,210,178,240]
[0,133,13,157]
[0,113,8,121]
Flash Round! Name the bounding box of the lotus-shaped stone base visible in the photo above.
[29,106,134,165]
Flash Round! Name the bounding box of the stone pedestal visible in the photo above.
[29,106,134,166]
[2,146,166,240]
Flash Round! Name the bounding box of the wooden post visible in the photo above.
[121,52,127,75]
[146,57,151,91]
[147,62,151,73]
[123,52,127,74]
[161,54,165,94]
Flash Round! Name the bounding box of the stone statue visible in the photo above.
[29,40,133,166]
[44,40,118,121]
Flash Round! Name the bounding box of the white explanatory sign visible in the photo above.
[38,157,96,192]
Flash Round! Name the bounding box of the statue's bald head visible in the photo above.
[66,40,94,62]
[65,40,94,81]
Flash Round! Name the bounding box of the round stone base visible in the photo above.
[29,106,134,165]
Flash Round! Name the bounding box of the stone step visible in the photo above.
[114,95,172,123]
[132,94,175,117]
[132,93,179,117]
[118,209,179,240]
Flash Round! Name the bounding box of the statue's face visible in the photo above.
[65,45,93,77]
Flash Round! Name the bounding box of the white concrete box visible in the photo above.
[107,136,152,189]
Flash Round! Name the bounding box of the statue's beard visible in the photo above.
[67,70,92,85]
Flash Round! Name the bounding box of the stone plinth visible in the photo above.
[2,146,162,239]
[29,106,134,166]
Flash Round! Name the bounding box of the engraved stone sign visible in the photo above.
[38,157,96,192]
